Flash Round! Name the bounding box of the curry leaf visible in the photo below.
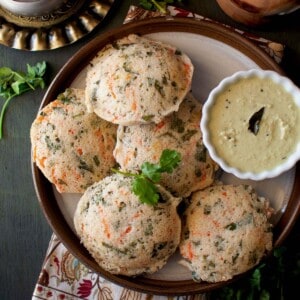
[248,107,265,135]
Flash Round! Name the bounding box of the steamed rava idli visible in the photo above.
[113,93,218,197]
[179,184,273,283]
[85,34,194,125]
[30,88,117,193]
[74,173,182,276]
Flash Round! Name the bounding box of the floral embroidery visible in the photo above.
[98,287,113,300]
[38,269,49,286]
[171,7,195,17]
[120,289,144,300]
[61,251,88,284]
[32,234,207,299]
[78,279,92,298]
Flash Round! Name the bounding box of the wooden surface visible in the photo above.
[0,0,299,299]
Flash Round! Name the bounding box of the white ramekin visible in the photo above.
[200,69,300,180]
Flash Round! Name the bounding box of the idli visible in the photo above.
[85,34,194,125]
[74,173,182,276]
[30,88,117,193]
[179,184,273,282]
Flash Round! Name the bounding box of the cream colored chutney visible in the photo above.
[208,76,300,173]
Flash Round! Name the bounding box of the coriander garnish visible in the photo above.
[0,61,47,139]
[112,149,181,205]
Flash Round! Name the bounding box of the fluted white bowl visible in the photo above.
[200,69,300,180]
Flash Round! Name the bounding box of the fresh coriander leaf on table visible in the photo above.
[210,244,300,300]
[112,149,181,205]
[0,61,47,140]
[139,0,183,13]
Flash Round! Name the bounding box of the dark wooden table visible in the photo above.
[0,1,300,299]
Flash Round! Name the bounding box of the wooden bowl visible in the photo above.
[216,0,300,26]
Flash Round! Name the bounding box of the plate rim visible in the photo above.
[31,17,300,295]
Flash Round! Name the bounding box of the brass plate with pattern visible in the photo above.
[0,0,116,51]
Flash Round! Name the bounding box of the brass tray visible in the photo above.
[0,0,117,51]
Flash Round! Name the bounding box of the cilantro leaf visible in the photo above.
[112,149,181,205]
[132,176,159,205]
[141,149,181,182]
[0,61,47,140]
[139,0,183,13]
[210,244,300,300]
[0,67,13,78]
[141,162,162,183]
[27,61,46,78]
[139,0,153,10]
[159,148,181,173]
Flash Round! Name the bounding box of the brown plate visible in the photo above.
[32,17,300,295]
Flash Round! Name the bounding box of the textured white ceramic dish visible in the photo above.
[201,69,300,181]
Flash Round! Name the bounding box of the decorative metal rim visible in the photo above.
[0,0,117,51]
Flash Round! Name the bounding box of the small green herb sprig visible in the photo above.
[0,61,47,139]
[139,0,183,13]
[210,245,300,300]
[112,149,181,205]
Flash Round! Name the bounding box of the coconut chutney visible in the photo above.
[208,76,300,173]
